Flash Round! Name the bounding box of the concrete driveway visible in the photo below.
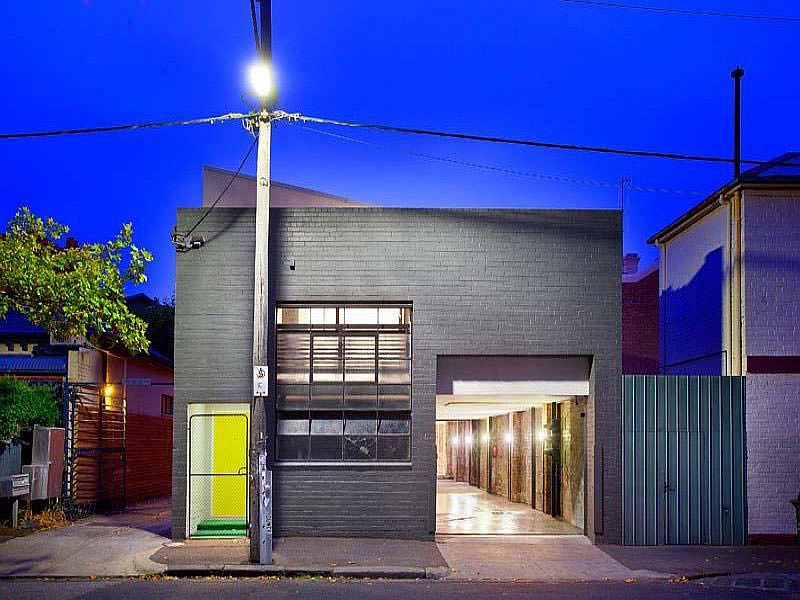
[0,500,169,577]
[437,534,662,582]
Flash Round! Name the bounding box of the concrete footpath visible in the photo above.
[0,501,797,584]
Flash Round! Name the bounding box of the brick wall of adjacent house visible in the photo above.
[743,191,800,537]
[126,413,172,503]
[622,268,659,374]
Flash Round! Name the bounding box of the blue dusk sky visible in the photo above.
[1,1,798,298]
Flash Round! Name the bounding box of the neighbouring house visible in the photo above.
[648,152,800,542]
[0,303,174,508]
[173,169,623,544]
[621,253,659,374]
[201,165,370,208]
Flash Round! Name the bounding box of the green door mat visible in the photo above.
[194,518,247,538]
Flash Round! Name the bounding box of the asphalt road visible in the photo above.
[0,578,794,599]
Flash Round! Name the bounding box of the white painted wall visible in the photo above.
[660,205,730,374]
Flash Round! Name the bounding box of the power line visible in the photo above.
[249,0,261,52]
[2,107,797,170]
[0,111,257,140]
[291,122,704,196]
[280,111,797,168]
[561,0,800,23]
[173,134,259,249]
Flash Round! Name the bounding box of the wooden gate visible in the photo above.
[64,384,126,509]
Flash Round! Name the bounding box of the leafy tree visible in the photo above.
[0,207,153,354]
[0,378,59,441]
[129,295,175,360]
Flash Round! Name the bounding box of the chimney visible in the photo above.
[623,253,640,275]
[65,237,79,249]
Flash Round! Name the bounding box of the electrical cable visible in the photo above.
[174,134,259,248]
[561,0,800,23]
[279,111,799,168]
[3,107,798,171]
[0,111,258,140]
[249,0,261,52]
[291,122,704,196]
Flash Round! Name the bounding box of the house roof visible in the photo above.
[648,152,800,245]
[202,165,371,208]
[0,311,47,337]
[0,354,67,375]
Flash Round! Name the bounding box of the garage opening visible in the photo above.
[435,356,588,536]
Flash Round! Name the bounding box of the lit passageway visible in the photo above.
[436,480,582,535]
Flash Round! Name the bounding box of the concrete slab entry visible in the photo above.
[436,534,661,582]
[437,480,581,535]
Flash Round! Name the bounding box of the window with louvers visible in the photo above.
[276,305,411,463]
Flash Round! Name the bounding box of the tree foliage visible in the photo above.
[0,207,153,354]
[129,295,175,360]
[0,378,59,441]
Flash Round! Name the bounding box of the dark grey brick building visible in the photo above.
[173,207,622,544]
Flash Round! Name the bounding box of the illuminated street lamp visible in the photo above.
[248,61,274,99]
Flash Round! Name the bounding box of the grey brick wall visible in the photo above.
[173,207,622,542]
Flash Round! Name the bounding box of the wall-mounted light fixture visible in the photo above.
[103,384,114,397]
[464,433,473,447]
[537,428,548,443]
[504,431,513,444]
[451,435,459,447]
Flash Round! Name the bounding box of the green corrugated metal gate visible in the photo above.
[623,376,746,545]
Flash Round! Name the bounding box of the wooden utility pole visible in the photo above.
[251,0,273,565]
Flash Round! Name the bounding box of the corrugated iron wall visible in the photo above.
[623,375,746,545]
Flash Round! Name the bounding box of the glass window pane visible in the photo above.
[343,307,378,325]
[310,307,337,324]
[378,384,410,410]
[379,415,410,434]
[312,335,341,382]
[345,383,377,409]
[378,307,403,325]
[378,359,411,384]
[310,436,342,460]
[277,333,310,383]
[344,436,376,460]
[310,417,343,435]
[344,416,377,435]
[278,436,309,460]
[277,384,309,410]
[277,419,309,435]
[379,333,410,360]
[344,336,376,382]
[378,436,410,461]
[310,383,342,409]
[277,307,310,325]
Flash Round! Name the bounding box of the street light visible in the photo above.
[248,61,274,99]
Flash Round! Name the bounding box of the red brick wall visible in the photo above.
[622,269,659,374]
[126,413,172,503]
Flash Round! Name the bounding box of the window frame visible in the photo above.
[275,304,412,466]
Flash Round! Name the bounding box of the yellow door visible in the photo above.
[211,415,248,517]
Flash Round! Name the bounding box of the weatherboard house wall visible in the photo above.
[173,206,622,542]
